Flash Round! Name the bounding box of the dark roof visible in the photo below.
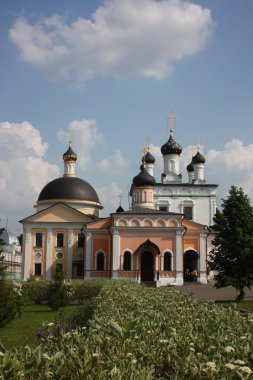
[161,134,182,156]
[142,151,155,164]
[37,177,101,204]
[112,207,183,215]
[192,151,205,164]
[133,165,156,187]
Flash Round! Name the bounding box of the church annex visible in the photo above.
[21,116,218,286]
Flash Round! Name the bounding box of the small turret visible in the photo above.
[63,143,77,177]
[161,112,182,183]
[131,163,156,209]
[192,150,205,183]
[187,159,194,183]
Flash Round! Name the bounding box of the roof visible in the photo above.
[37,176,101,205]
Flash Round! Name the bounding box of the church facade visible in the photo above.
[21,119,218,286]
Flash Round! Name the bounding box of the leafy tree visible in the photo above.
[47,269,69,310]
[208,186,253,300]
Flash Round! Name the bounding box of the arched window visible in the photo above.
[97,252,104,271]
[123,251,131,270]
[164,252,171,271]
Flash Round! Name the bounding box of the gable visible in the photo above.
[20,203,94,224]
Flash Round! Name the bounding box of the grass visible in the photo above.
[0,304,78,350]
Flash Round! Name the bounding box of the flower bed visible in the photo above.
[0,281,252,379]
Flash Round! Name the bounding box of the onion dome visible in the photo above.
[187,160,194,172]
[116,205,124,213]
[133,165,156,187]
[142,151,155,164]
[63,145,77,162]
[192,151,205,164]
[161,134,182,156]
[38,177,100,204]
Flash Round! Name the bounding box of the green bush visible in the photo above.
[71,280,103,304]
[1,282,252,378]
[0,257,24,327]
[47,271,70,310]
[22,279,49,304]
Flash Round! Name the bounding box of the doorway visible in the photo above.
[183,250,198,281]
[141,251,154,281]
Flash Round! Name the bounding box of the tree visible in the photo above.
[208,186,253,300]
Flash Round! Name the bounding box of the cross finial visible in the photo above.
[195,136,202,152]
[117,193,123,206]
[146,136,152,149]
[167,111,175,135]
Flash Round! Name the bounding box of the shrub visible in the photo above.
[71,280,103,304]
[22,279,49,304]
[47,270,70,310]
[0,257,24,327]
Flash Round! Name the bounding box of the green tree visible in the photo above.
[208,186,253,300]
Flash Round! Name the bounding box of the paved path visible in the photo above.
[164,281,253,302]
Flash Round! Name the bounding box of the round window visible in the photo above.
[56,252,64,260]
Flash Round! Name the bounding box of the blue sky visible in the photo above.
[1,0,253,234]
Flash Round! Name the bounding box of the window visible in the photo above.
[55,263,63,272]
[123,251,131,271]
[159,206,168,212]
[77,263,84,277]
[34,263,42,276]
[56,252,64,260]
[97,252,104,271]
[77,233,84,247]
[183,207,193,220]
[57,233,64,247]
[35,233,43,247]
[164,252,171,271]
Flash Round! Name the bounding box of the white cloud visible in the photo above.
[97,182,125,216]
[57,119,104,169]
[9,0,214,84]
[97,150,130,172]
[0,121,60,230]
[205,139,253,204]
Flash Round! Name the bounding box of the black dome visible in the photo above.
[63,145,77,161]
[142,151,155,164]
[187,160,194,172]
[161,135,182,156]
[192,151,205,164]
[116,205,124,213]
[133,165,156,187]
[38,177,100,204]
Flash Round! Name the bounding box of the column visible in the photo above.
[67,229,73,279]
[112,229,120,279]
[175,230,183,285]
[45,228,52,280]
[23,226,31,280]
[85,232,92,278]
[199,233,207,284]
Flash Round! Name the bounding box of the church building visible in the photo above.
[21,116,218,286]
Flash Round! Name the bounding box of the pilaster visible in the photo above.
[23,226,31,280]
[199,233,207,284]
[175,230,183,285]
[45,228,52,280]
[67,229,73,279]
[85,232,92,278]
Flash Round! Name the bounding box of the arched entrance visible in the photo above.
[141,251,154,281]
[183,250,198,281]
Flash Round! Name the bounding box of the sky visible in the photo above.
[1,0,253,235]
